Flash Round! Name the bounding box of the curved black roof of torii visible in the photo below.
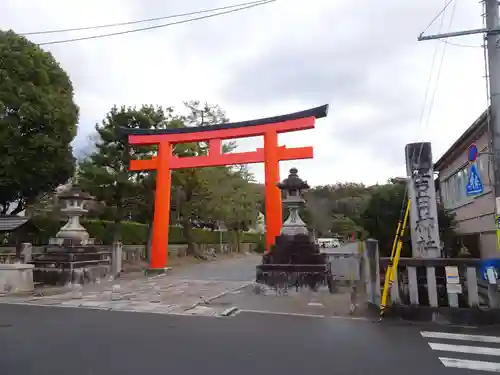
[119,104,328,136]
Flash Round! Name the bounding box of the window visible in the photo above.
[442,156,489,209]
[476,153,491,185]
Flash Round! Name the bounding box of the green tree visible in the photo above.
[0,29,79,214]
[359,181,457,257]
[302,183,372,236]
[358,182,406,255]
[78,105,172,241]
[79,100,263,256]
[330,215,358,238]
[170,101,236,255]
[205,166,261,251]
[438,206,458,258]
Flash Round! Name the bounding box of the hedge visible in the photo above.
[29,216,263,246]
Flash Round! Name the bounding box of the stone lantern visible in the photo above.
[256,167,333,293]
[277,168,310,236]
[49,185,94,246]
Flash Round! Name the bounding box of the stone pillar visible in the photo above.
[405,142,441,258]
[363,239,381,306]
[112,241,123,276]
[21,243,32,263]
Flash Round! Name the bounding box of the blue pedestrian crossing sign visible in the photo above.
[466,163,484,196]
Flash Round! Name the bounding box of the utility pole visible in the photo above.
[485,0,500,253]
[418,0,500,252]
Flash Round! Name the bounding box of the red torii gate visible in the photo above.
[124,105,328,272]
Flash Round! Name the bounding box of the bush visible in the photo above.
[254,236,267,254]
[29,216,263,245]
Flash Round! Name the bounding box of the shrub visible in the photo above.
[254,236,267,254]
[29,216,262,245]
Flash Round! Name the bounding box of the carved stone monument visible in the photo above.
[256,168,333,292]
[405,142,441,258]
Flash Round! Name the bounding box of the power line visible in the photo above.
[419,0,455,38]
[37,0,276,46]
[417,2,447,132]
[400,0,455,248]
[20,0,271,36]
[414,0,456,170]
[442,40,482,48]
[423,0,457,129]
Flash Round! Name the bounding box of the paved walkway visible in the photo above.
[0,254,363,318]
[0,278,249,316]
[210,283,362,317]
[0,255,259,317]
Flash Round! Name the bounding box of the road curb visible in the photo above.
[219,307,239,317]
[204,282,253,303]
[238,309,325,318]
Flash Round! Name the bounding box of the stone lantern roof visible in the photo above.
[277,168,310,194]
[57,184,93,201]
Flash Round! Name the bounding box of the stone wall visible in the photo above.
[122,242,257,262]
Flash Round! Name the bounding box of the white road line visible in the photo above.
[439,357,500,372]
[238,309,325,318]
[429,342,500,356]
[422,331,500,344]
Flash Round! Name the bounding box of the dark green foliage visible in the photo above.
[25,216,262,246]
[0,30,78,214]
[359,181,457,257]
[78,105,172,238]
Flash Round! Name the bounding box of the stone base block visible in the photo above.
[33,265,110,286]
[144,267,171,276]
[0,263,34,294]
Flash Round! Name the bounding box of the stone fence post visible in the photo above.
[363,238,381,306]
[112,241,123,277]
[21,243,32,263]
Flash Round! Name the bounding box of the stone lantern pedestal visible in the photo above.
[256,168,333,293]
[30,185,111,285]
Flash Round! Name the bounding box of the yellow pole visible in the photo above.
[379,199,411,319]
[389,203,411,283]
[388,222,402,260]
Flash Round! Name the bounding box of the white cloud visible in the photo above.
[0,0,489,186]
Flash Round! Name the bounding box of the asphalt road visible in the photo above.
[0,303,490,375]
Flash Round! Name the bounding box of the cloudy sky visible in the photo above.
[0,0,489,186]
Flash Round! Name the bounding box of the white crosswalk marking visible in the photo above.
[439,358,500,372]
[421,331,500,344]
[429,342,500,356]
[421,331,500,372]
